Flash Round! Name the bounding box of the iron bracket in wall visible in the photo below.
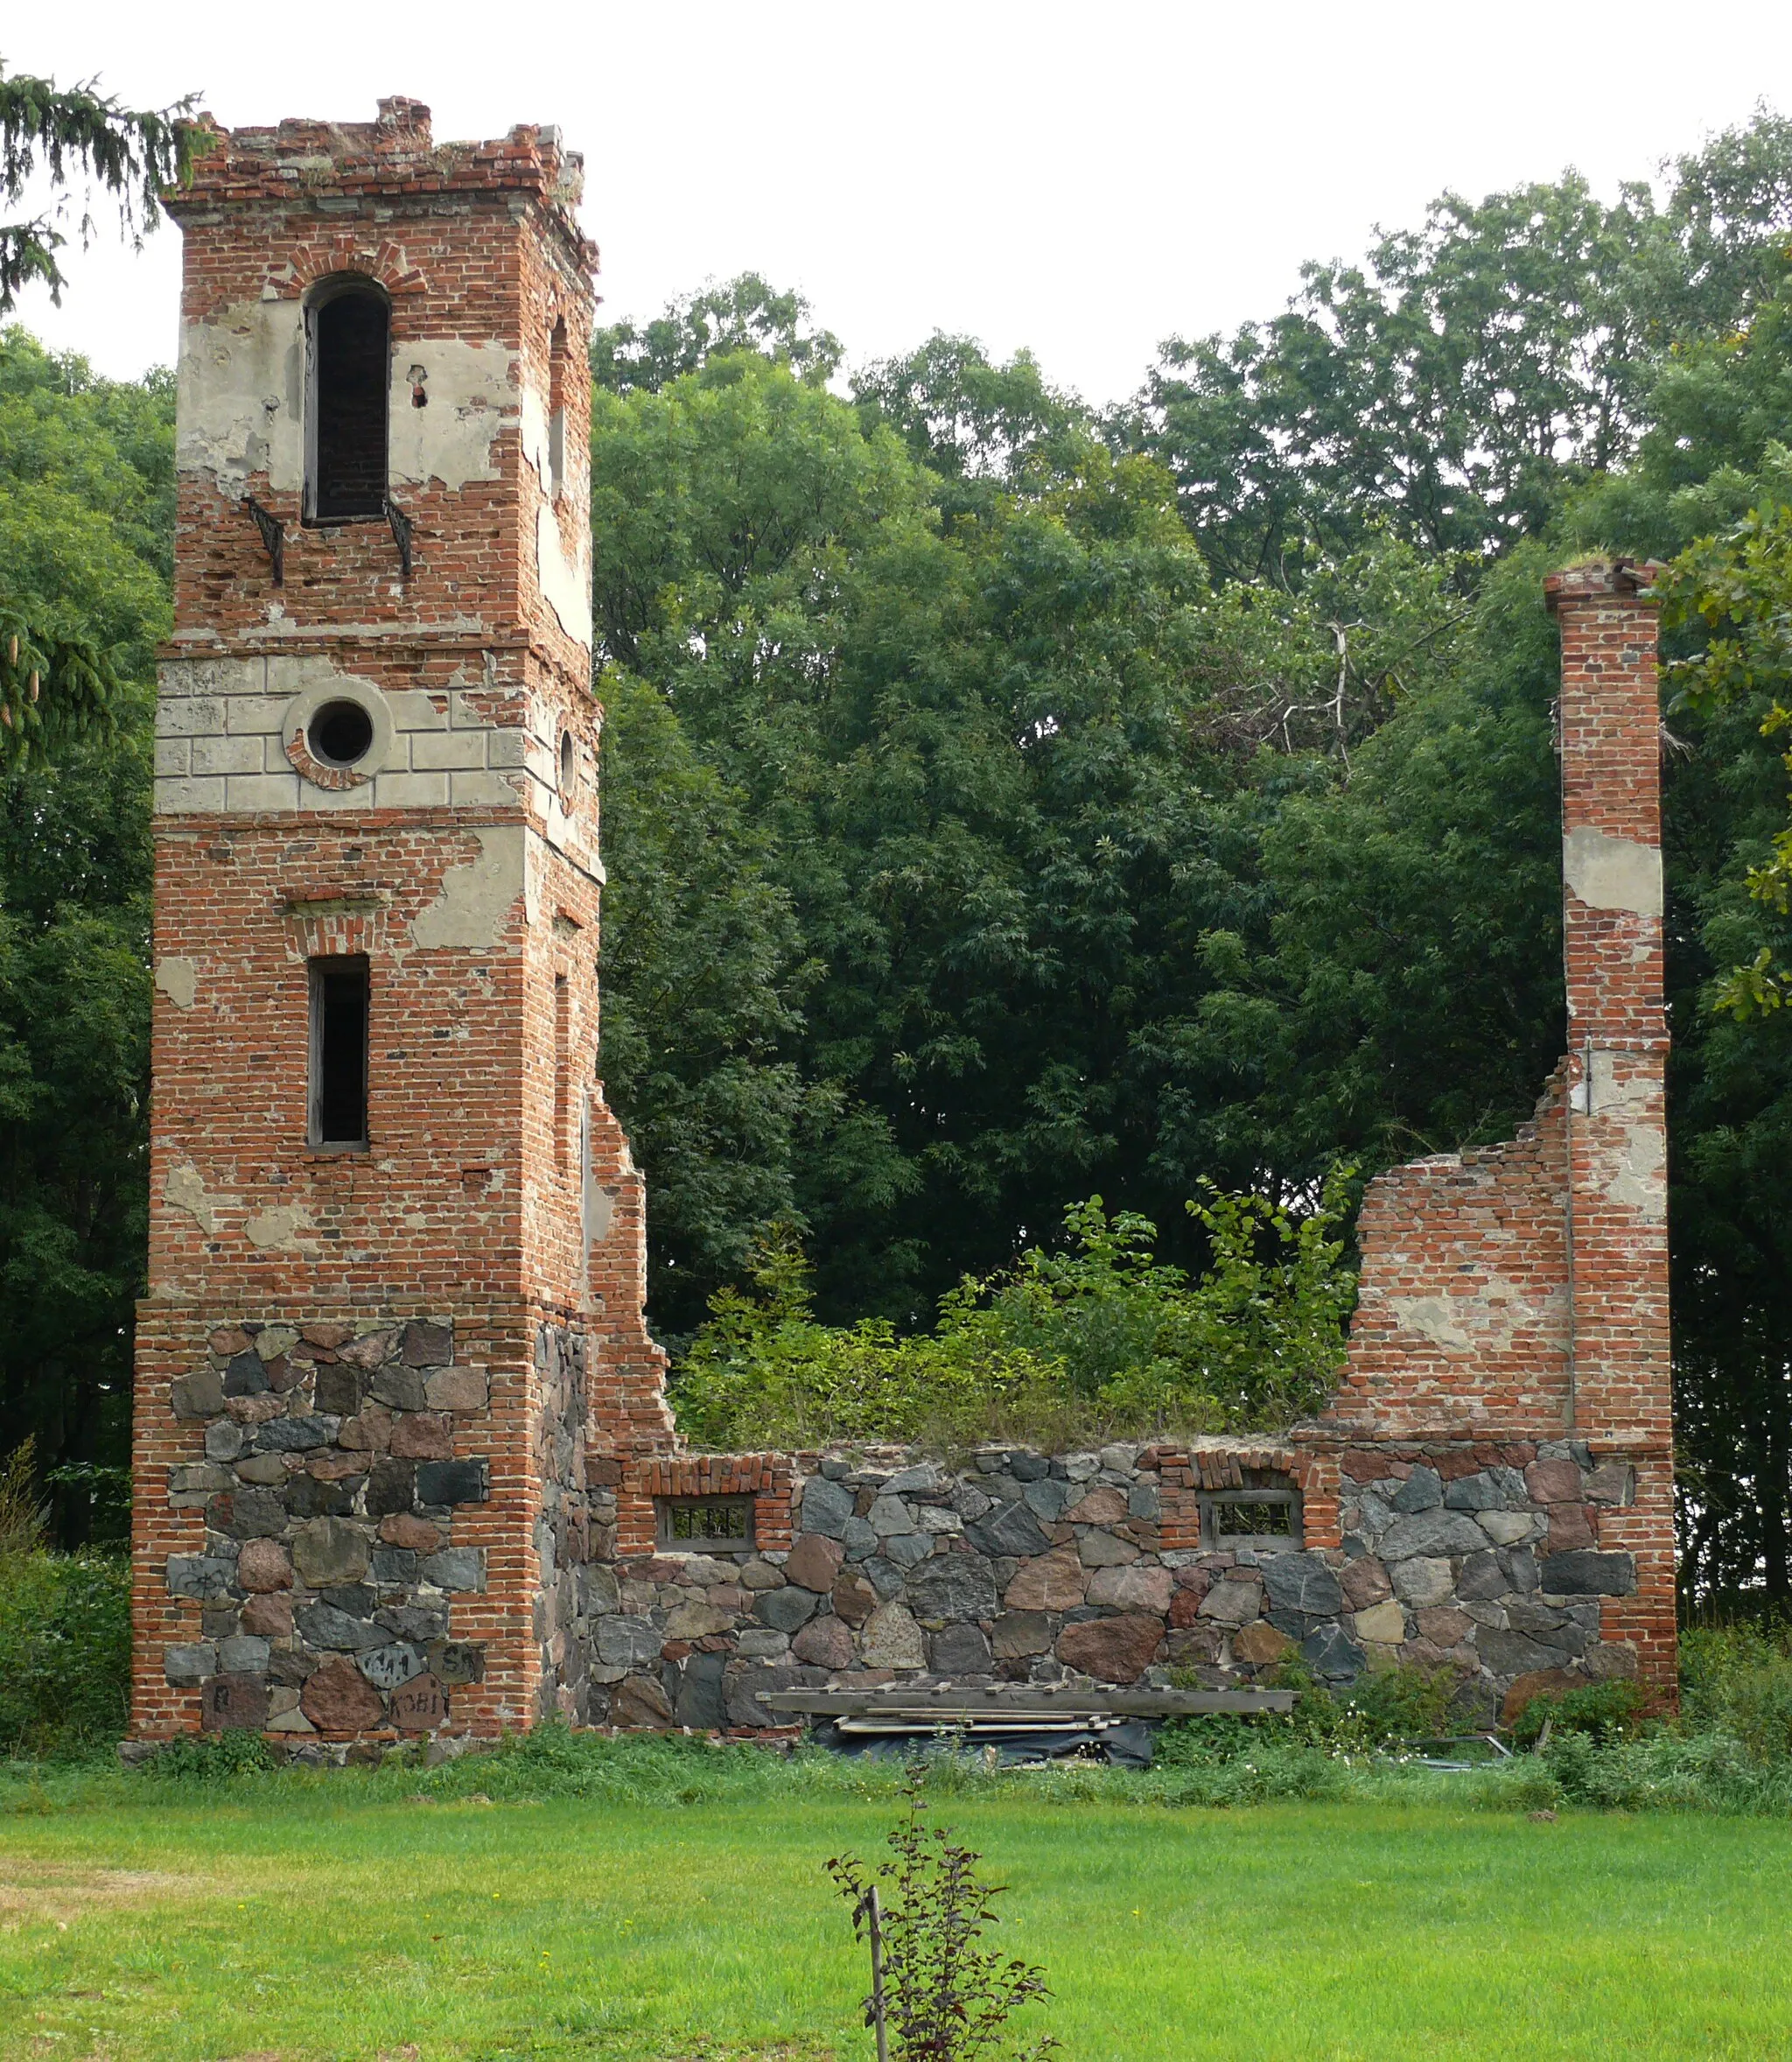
[385,497,414,580]
[242,495,284,586]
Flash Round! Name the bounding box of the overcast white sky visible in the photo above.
[6,0,1792,405]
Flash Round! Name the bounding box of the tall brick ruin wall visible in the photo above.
[127,90,1677,1756]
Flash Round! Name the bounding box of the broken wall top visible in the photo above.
[169,98,597,274]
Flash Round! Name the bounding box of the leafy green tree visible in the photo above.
[0,332,167,1540]
[0,67,193,762]
[590,271,842,395]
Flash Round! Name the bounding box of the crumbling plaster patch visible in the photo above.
[1579,1055,1667,1221]
[154,958,199,1010]
[1387,1286,1567,1354]
[164,1162,225,1237]
[410,827,527,950]
[175,300,520,495]
[243,1204,317,1252]
[536,504,593,650]
[1563,826,1663,916]
[176,301,304,496]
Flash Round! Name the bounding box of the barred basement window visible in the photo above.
[309,956,369,1149]
[655,1495,756,1555]
[1198,1470,1302,1550]
[306,276,390,523]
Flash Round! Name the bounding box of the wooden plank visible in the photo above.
[760,1689,1295,1718]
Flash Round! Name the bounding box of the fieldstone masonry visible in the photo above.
[129,95,1676,1753]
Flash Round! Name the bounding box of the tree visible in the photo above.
[0,332,169,1540]
[0,65,195,762]
[590,271,842,395]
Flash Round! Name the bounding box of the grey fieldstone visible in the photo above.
[1476,1510,1538,1546]
[1455,1549,1508,1601]
[1022,1476,1075,1522]
[1261,1553,1343,1617]
[735,1627,791,1659]
[967,1501,1052,1558]
[204,1420,244,1461]
[296,1602,388,1652]
[930,1621,994,1673]
[1540,1550,1637,1596]
[1302,1623,1366,1679]
[1389,1556,1455,1606]
[1075,1530,1138,1567]
[1008,1452,1051,1483]
[368,1364,429,1412]
[842,1516,879,1559]
[219,1635,270,1674]
[256,1413,338,1453]
[886,1463,942,1495]
[358,1643,429,1689]
[581,1564,622,1616]
[1390,1467,1442,1512]
[1379,1509,1488,1560]
[292,1517,371,1588]
[415,1459,488,1506]
[371,1547,418,1584]
[1474,1627,1566,1676]
[421,1546,486,1592]
[754,1585,819,1632]
[884,1532,934,1568]
[209,1488,289,1540]
[1129,1482,1160,1521]
[376,1603,447,1644]
[230,1454,289,1486]
[222,1351,270,1398]
[868,1495,914,1537]
[675,1652,728,1729]
[166,1554,236,1601]
[164,1643,217,1686]
[1444,1466,1530,1511]
[862,1555,907,1598]
[800,1476,855,1539]
[950,1480,994,1522]
[596,1616,665,1667]
[172,1369,226,1420]
[903,1554,999,1623]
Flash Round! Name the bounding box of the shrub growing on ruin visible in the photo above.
[669,1178,1355,1448]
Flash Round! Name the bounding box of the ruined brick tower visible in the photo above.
[130,99,669,1747]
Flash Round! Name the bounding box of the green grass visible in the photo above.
[4,1776,1792,2059]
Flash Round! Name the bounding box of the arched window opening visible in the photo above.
[547,315,569,502]
[306,277,390,523]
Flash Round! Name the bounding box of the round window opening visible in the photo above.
[558,730,576,793]
[308,698,376,769]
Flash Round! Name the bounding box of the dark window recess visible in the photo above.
[655,1495,755,1554]
[309,284,390,521]
[307,698,374,768]
[1198,1472,1303,1549]
[309,957,369,1147]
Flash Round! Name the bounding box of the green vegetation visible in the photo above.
[4,103,1792,1604]
[669,1183,1355,1450]
[5,1747,1792,2058]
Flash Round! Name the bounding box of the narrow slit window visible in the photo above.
[307,279,390,522]
[1198,1472,1303,1551]
[554,972,570,1171]
[547,316,568,501]
[655,1496,755,1555]
[309,957,369,1148]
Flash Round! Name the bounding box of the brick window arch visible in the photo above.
[305,274,390,523]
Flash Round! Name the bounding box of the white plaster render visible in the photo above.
[177,300,520,495]
[410,826,526,950]
[154,957,199,1011]
[1384,1286,1568,1354]
[243,1203,318,1253]
[164,1161,225,1237]
[154,656,523,813]
[387,341,521,490]
[536,502,593,650]
[176,301,304,495]
[1578,1055,1668,1222]
[1563,825,1664,917]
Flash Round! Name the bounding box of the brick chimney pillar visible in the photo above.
[1544,559,1676,1685]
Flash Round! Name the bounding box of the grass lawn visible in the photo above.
[3,1787,1792,2060]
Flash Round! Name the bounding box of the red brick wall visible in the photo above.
[130,99,651,1744]
[1304,559,1676,1694]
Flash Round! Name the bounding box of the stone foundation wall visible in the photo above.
[582,1435,1644,1735]
[136,1309,539,1746]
